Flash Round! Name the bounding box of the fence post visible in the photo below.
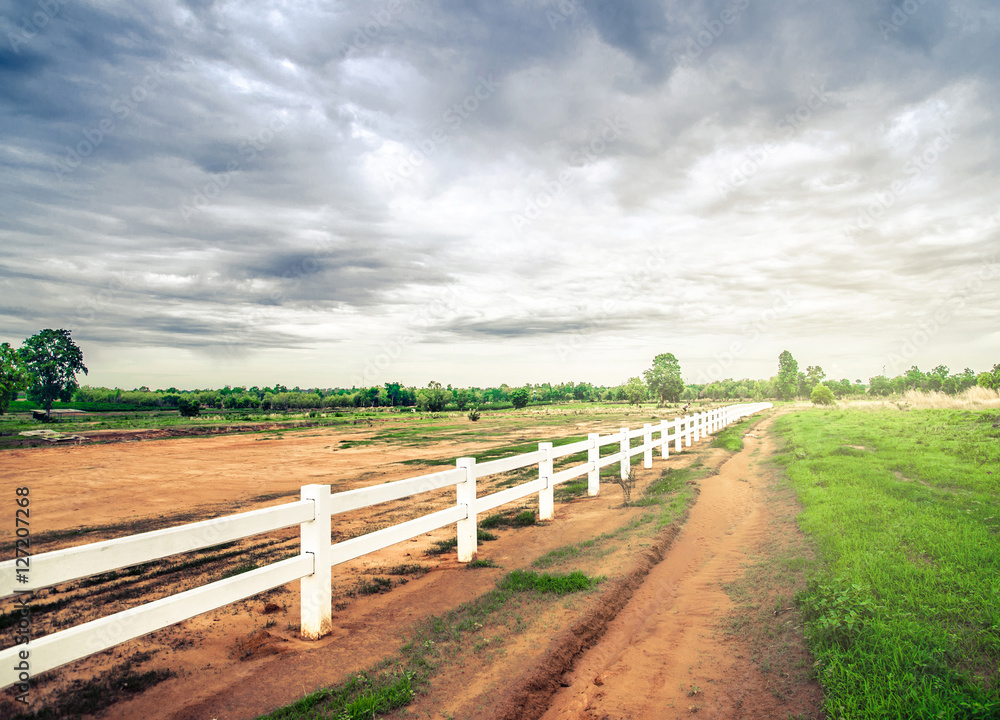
[619,427,630,480]
[456,457,477,562]
[643,423,653,468]
[684,415,692,447]
[674,417,682,453]
[660,419,669,458]
[300,484,332,641]
[538,443,554,520]
[588,433,600,496]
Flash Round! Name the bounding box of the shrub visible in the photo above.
[811,384,835,405]
[467,407,481,421]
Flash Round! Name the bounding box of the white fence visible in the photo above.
[0,402,772,689]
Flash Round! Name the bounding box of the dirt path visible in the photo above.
[539,412,824,720]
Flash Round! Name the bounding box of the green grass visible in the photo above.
[479,510,536,529]
[425,528,497,555]
[496,569,601,594]
[709,416,755,452]
[256,568,600,719]
[773,407,1000,719]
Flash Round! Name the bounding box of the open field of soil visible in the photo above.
[0,405,825,720]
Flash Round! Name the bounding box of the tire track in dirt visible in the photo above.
[532,412,816,720]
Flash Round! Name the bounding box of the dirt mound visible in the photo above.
[232,630,289,661]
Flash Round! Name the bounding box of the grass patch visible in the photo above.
[465,558,500,569]
[554,478,588,501]
[624,465,702,527]
[496,569,600,594]
[709,416,755,452]
[773,407,1000,719]
[425,529,497,556]
[479,510,536,529]
[380,563,429,576]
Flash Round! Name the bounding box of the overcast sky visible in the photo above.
[1,0,998,390]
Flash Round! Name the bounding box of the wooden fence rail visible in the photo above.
[0,402,772,689]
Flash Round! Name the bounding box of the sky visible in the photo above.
[1,0,998,391]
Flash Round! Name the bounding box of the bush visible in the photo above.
[177,397,201,417]
[511,388,530,409]
[811,384,835,406]
[467,407,481,421]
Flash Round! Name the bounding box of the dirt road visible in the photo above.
[538,412,824,720]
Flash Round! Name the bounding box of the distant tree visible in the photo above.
[573,382,594,402]
[0,342,30,415]
[19,329,88,420]
[804,365,826,392]
[623,376,647,406]
[510,387,530,409]
[867,375,892,396]
[453,388,471,411]
[776,350,799,400]
[643,353,685,405]
[418,381,449,412]
[927,365,949,392]
[977,364,1000,391]
[177,396,201,417]
[903,365,926,391]
[810,384,835,406]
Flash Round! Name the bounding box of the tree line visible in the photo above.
[2,330,998,418]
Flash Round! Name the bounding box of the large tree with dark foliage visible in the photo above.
[19,329,88,420]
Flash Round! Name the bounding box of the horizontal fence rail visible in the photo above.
[0,402,772,688]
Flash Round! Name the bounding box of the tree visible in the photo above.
[776,350,799,400]
[19,329,88,420]
[810,384,835,405]
[177,396,201,417]
[643,353,684,405]
[0,342,30,415]
[804,365,826,392]
[623,376,647,406]
[417,381,449,412]
[510,387,530,409]
[977,364,1000,391]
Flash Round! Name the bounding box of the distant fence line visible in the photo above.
[0,402,773,689]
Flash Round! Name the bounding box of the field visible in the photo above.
[1,399,997,719]
[773,405,1000,719]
